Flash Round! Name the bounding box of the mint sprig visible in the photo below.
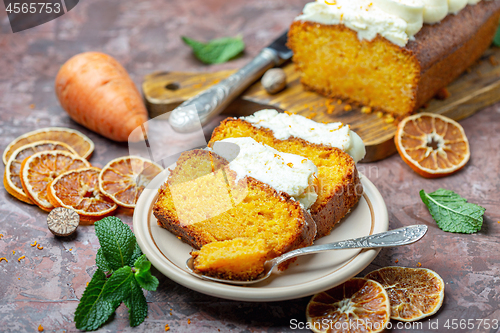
[181,35,245,64]
[75,217,159,331]
[420,189,486,234]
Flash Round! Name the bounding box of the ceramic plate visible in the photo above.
[133,170,388,302]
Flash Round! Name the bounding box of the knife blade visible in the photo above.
[168,30,292,133]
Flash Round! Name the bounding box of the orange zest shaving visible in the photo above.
[18,255,25,262]
[165,324,170,331]
[361,106,372,114]
[187,319,191,324]
[0,234,3,239]
[31,241,37,247]
[37,244,43,250]
[0,257,7,263]
[12,250,15,255]
[38,325,44,332]
[417,262,422,267]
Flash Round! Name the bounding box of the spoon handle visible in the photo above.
[273,225,428,266]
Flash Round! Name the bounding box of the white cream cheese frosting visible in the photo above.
[241,109,366,163]
[296,0,492,47]
[212,137,318,209]
[422,0,448,24]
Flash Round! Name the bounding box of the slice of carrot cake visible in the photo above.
[153,137,318,280]
[210,109,365,238]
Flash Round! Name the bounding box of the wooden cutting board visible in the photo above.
[142,47,500,162]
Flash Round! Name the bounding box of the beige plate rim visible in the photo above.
[133,169,388,302]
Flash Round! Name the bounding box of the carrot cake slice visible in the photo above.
[153,138,318,280]
[210,109,364,238]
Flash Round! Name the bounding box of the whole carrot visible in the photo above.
[55,52,147,142]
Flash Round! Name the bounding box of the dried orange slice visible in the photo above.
[365,266,445,322]
[395,113,470,178]
[306,278,390,333]
[99,156,163,208]
[20,151,90,211]
[3,127,94,165]
[47,167,117,224]
[4,141,77,204]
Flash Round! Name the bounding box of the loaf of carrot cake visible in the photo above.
[153,138,318,280]
[288,0,500,117]
[210,109,364,238]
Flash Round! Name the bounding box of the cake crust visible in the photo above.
[409,1,500,110]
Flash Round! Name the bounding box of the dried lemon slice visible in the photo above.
[395,113,470,178]
[47,167,117,224]
[365,266,445,322]
[98,156,163,208]
[20,150,90,211]
[4,141,77,204]
[306,278,391,333]
[3,127,94,165]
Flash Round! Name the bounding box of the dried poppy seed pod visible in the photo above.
[261,68,287,94]
[47,207,80,236]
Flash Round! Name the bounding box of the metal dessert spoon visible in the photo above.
[185,225,428,286]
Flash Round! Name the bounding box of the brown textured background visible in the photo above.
[1,0,500,332]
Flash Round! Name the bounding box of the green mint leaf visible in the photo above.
[101,266,136,303]
[420,189,486,234]
[181,35,245,64]
[124,279,148,327]
[95,217,136,270]
[128,243,143,267]
[493,24,500,46]
[74,269,108,329]
[96,248,112,273]
[134,254,159,291]
[75,266,135,331]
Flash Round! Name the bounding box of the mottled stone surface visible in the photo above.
[1,1,500,332]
